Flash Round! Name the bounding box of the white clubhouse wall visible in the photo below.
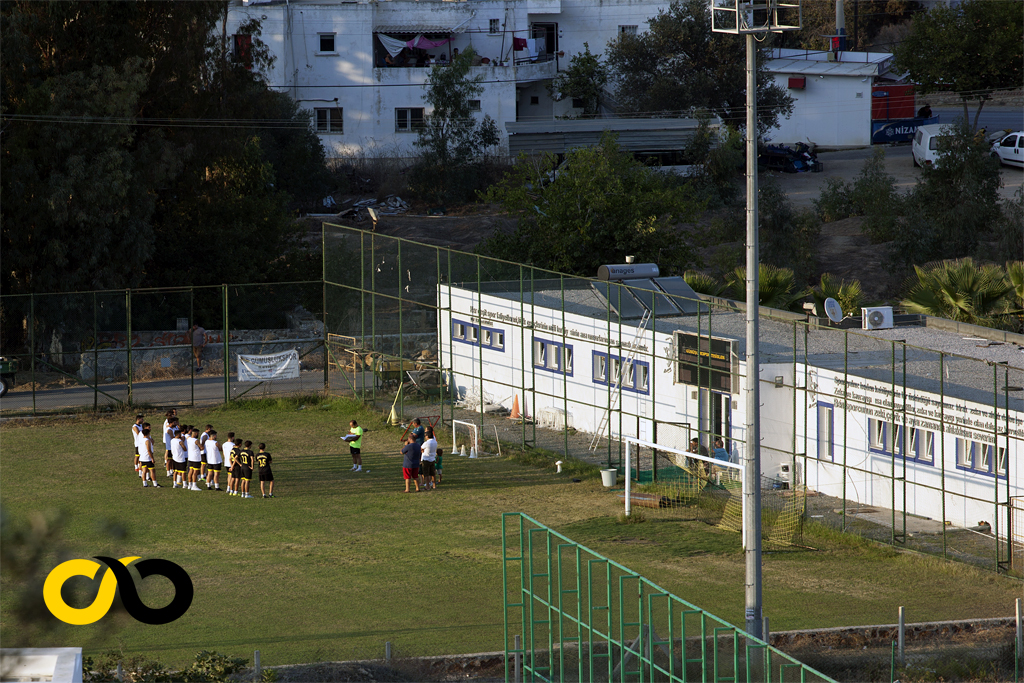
[441,285,1022,529]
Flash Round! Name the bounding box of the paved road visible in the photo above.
[0,370,376,414]
[932,106,1024,133]
[779,136,1023,209]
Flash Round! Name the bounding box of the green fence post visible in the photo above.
[126,289,133,406]
[190,287,195,407]
[93,292,99,412]
[29,293,36,415]
[223,284,230,404]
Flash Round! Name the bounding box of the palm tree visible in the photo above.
[683,270,724,296]
[1005,261,1024,331]
[725,264,810,312]
[900,258,1013,328]
[811,273,864,318]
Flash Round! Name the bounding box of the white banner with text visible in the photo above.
[237,349,300,382]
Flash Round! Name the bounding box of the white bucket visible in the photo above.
[601,469,617,487]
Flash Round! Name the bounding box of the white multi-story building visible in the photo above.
[226,0,667,158]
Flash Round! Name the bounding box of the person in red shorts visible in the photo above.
[401,434,420,493]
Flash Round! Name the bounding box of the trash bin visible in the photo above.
[601,469,617,487]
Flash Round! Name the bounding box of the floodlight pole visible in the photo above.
[742,31,764,641]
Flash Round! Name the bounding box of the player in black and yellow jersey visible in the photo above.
[256,444,275,498]
[237,441,255,499]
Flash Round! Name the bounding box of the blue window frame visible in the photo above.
[452,319,504,351]
[532,337,572,375]
[868,419,935,467]
[956,438,1007,479]
[817,402,834,461]
[592,351,649,394]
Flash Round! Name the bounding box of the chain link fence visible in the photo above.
[3,223,1022,580]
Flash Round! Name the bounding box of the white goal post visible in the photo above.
[451,420,502,458]
[618,436,744,518]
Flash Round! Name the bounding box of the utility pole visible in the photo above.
[710,0,802,641]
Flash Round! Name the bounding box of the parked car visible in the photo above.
[991,131,1024,168]
[912,123,953,168]
[0,357,18,397]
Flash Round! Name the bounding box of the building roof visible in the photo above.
[465,279,1024,412]
[765,48,893,78]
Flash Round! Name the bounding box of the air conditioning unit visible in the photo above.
[862,306,894,330]
[776,464,791,490]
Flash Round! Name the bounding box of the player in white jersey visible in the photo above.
[185,428,204,491]
[222,433,236,495]
[204,431,224,491]
[131,414,145,476]
[170,431,188,488]
[138,428,161,488]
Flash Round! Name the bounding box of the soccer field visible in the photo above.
[1,397,1020,669]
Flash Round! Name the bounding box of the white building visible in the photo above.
[226,0,668,158]
[437,271,1024,533]
[765,48,897,149]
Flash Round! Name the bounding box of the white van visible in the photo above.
[912,123,953,168]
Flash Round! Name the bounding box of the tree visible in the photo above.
[811,273,864,318]
[604,0,793,135]
[1,2,327,300]
[725,264,809,312]
[889,118,1002,267]
[409,48,500,205]
[757,174,820,284]
[547,43,608,118]
[479,134,703,276]
[900,258,1013,328]
[892,0,1023,130]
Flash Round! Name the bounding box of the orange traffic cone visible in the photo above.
[509,394,521,419]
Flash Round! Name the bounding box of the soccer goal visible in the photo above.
[451,420,502,458]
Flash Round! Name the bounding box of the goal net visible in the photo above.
[451,420,502,458]
[618,436,805,549]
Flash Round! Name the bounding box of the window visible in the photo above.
[1001,135,1018,148]
[533,338,573,375]
[395,108,424,132]
[232,34,253,69]
[817,403,834,461]
[956,439,973,467]
[911,428,934,465]
[572,97,585,108]
[619,25,638,35]
[996,446,1008,476]
[530,96,539,105]
[592,351,649,394]
[315,108,343,133]
[452,319,504,351]
[318,33,336,53]
[489,18,501,34]
[868,418,885,452]
[468,99,481,111]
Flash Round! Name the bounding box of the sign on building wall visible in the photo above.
[675,332,735,394]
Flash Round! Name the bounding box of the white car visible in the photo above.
[991,131,1024,168]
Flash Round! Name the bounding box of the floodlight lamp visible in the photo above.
[710,0,802,35]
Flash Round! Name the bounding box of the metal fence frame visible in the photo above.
[501,512,836,683]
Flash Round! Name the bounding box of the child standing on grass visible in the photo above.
[170,430,188,488]
[162,409,177,477]
[186,428,204,491]
[138,428,161,488]
[256,444,275,498]
[132,413,145,476]
[402,434,421,493]
[348,420,364,472]
[223,433,236,494]
[228,438,243,495]
[237,441,255,499]
[419,427,438,491]
[204,430,223,490]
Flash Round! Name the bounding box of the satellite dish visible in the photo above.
[824,297,843,323]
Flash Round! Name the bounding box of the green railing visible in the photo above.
[501,513,836,683]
